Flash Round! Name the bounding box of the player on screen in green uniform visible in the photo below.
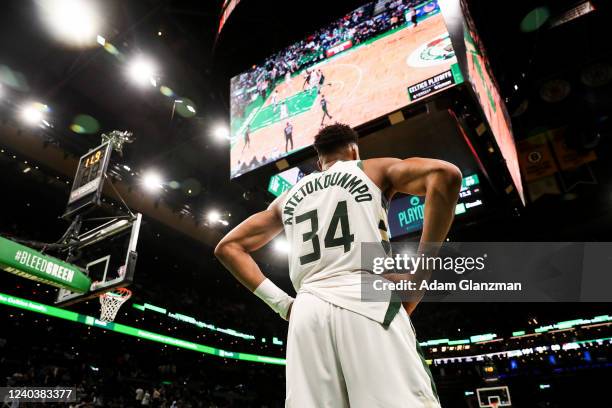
[320,94,333,126]
[242,124,251,152]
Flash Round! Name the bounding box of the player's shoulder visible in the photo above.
[363,157,402,170]
[362,157,403,192]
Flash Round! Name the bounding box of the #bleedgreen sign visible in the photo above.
[0,236,91,293]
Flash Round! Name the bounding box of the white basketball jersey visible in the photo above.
[281,160,398,325]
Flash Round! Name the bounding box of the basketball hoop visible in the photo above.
[99,288,132,322]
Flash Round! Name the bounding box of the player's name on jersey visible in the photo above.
[283,171,373,224]
[372,278,523,292]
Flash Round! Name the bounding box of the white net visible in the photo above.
[99,288,132,322]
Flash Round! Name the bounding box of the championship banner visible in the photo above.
[517,132,558,182]
[526,175,561,202]
[549,128,597,170]
[325,40,353,58]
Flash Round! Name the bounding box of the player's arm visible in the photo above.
[214,195,294,320]
[385,157,462,245]
[365,157,462,314]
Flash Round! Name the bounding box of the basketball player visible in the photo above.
[284,121,294,152]
[320,94,333,125]
[309,69,320,90]
[242,124,251,152]
[317,69,326,94]
[408,6,418,27]
[302,69,312,90]
[272,90,279,112]
[215,124,461,407]
[280,101,289,120]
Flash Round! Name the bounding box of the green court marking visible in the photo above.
[249,88,319,131]
[0,291,286,366]
[230,93,267,136]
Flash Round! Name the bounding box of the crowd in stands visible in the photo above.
[231,0,426,122]
[0,315,285,407]
[2,143,611,407]
[1,309,609,407]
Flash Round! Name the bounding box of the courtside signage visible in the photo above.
[0,292,286,366]
[0,236,91,292]
[326,40,353,58]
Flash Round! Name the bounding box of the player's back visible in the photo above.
[281,160,395,324]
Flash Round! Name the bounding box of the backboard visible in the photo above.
[55,213,141,306]
[476,386,511,408]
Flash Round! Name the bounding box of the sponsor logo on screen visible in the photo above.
[326,40,353,58]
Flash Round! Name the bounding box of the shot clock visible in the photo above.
[63,142,113,218]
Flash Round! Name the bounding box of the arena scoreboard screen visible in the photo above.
[64,142,112,218]
[388,173,483,238]
[230,0,462,178]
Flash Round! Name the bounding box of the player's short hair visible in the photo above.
[314,124,358,156]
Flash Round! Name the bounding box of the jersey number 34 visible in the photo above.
[295,200,355,265]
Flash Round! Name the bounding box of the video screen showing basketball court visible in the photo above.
[230,0,461,178]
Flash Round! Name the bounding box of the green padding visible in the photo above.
[250,88,318,132]
[0,292,286,366]
[0,236,91,292]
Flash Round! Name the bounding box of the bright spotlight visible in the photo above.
[274,238,290,254]
[213,124,230,140]
[38,0,101,47]
[128,57,156,87]
[142,172,163,191]
[207,210,221,223]
[20,102,49,126]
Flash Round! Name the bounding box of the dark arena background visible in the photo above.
[1,0,611,407]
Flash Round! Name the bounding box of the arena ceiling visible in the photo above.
[0,0,609,242]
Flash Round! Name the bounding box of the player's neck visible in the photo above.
[320,156,352,171]
[321,160,338,171]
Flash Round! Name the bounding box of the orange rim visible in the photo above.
[101,287,132,298]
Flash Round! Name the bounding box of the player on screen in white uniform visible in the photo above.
[279,101,288,120]
[215,124,461,407]
[308,69,320,90]
[271,90,279,112]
